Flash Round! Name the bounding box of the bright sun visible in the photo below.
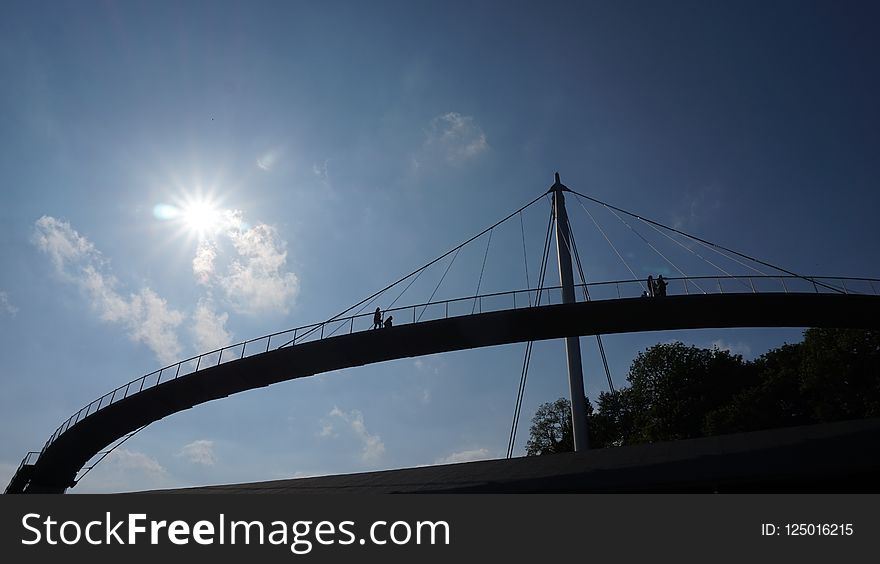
[181,200,222,237]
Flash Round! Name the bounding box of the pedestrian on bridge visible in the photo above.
[647,275,655,297]
[373,307,383,329]
[656,275,668,297]
[384,316,393,329]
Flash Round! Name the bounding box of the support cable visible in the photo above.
[574,196,646,292]
[73,424,147,486]
[635,215,753,291]
[691,239,770,276]
[520,211,532,305]
[279,193,548,347]
[472,229,494,314]
[569,189,845,294]
[600,202,707,294]
[566,224,616,393]
[388,268,426,309]
[507,208,555,458]
[418,247,461,321]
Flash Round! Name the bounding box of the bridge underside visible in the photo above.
[15,292,880,493]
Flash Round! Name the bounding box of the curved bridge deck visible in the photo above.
[10,292,880,493]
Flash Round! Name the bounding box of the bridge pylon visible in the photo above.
[550,172,590,451]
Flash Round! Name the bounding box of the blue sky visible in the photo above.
[1,0,879,492]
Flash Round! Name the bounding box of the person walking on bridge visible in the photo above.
[656,275,668,297]
[373,307,383,329]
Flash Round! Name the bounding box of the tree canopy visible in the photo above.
[525,328,880,455]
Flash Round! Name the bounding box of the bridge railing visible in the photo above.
[29,275,880,468]
[3,452,40,494]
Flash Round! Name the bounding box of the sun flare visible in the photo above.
[181,201,222,237]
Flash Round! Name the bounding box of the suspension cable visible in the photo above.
[573,195,645,292]
[73,424,147,485]
[508,339,534,459]
[520,211,532,305]
[534,195,555,306]
[472,229,494,314]
[279,192,548,347]
[635,215,753,291]
[507,208,555,458]
[418,247,461,322]
[568,189,845,294]
[566,224,616,393]
[601,202,707,294]
[388,268,426,309]
[689,236,771,276]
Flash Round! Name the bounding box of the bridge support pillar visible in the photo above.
[551,173,590,451]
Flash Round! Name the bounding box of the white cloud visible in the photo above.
[33,216,185,365]
[185,209,301,316]
[191,299,232,352]
[318,423,336,438]
[425,112,489,164]
[0,290,18,317]
[74,448,172,493]
[328,406,385,463]
[413,358,440,375]
[108,448,167,476]
[177,440,217,466]
[256,148,282,171]
[219,223,300,315]
[192,243,217,285]
[710,339,752,359]
[312,159,330,182]
[32,215,97,273]
[121,289,185,364]
[435,448,492,465]
[33,209,300,365]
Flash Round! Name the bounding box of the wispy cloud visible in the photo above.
[186,209,300,316]
[328,406,385,463]
[672,184,723,231]
[413,358,440,375]
[312,159,330,183]
[435,448,492,465]
[256,147,282,171]
[218,222,300,315]
[423,112,489,165]
[192,242,217,285]
[0,290,18,318]
[109,448,167,476]
[75,448,172,493]
[190,299,232,352]
[177,440,217,466]
[33,216,185,364]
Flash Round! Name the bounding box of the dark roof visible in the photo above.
[146,417,880,494]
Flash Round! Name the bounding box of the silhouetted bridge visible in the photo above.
[7,275,880,493]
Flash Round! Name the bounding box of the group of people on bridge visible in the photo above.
[373,307,393,329]
[371,275,670,329]
[644,275,668,298]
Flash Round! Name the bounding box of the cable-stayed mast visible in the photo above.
[550,173,590,451]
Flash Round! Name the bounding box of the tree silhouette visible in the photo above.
[526,329,880,455]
